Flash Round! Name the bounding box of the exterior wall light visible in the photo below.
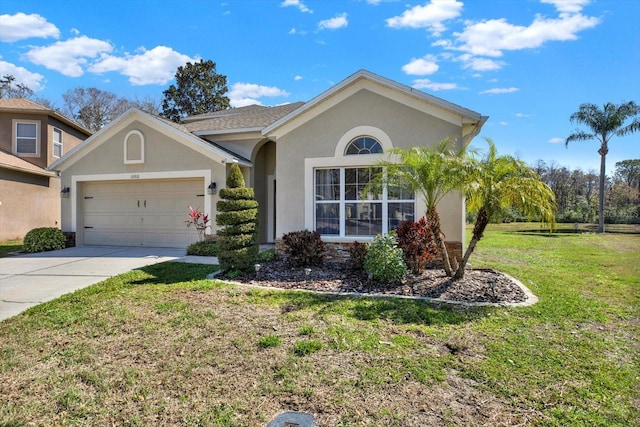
[61,187,70,198]
[207,182,217,195]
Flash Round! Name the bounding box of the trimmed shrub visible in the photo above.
[348,241,369,272]
[23,227,66,253]
[396,217,438,274]
[256,248,277,263]
[186,240,218,256]
[364,233,406,285]
[282,230,326,267]
[216,164,259,273]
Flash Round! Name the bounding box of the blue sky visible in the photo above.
[1,0,638,173]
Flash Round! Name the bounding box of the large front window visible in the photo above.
[315,167,414,237]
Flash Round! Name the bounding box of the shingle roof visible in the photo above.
[182,102,305,133]
[0,98,51,111]
[0,98,92,136]
[0,149,54,176]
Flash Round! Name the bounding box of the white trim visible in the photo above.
[264,69,483,139]
[49,108,242,172]
[53,127,63,158]
[69,169,212,233]
[267,174,276,243]
[335,126,392,157]
[12,119,40,157]
[124,129,145,164]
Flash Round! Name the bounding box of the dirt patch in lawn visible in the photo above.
[233,259,531,305]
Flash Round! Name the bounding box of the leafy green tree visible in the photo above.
[160,59,230,123]
[455,139,556,279]
[375,139,469,276]
[216,163,259,273]
[566,102,640,233]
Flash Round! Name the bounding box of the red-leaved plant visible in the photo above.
[395,217,438,274]
[185,206,210,241]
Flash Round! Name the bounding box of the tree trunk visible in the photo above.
[598,145,607,233]
[427,206,453,276]
[454,207,489,280]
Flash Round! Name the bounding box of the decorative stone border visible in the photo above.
[207,270,539,307]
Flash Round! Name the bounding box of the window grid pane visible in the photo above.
[314,166,415,238]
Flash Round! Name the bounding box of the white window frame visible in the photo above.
[13,119,40,157]
[124,129,145,164]
[305,125,415,242]
[53,127,63,158]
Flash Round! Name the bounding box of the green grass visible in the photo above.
[0,224,638,426]
[0,240,22,257]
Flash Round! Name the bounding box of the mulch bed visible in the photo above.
[232,259,528,304]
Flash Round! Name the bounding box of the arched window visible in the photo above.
[124,130,144,164]
[344,136,383,155]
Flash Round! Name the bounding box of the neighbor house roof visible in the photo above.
[0,149,55,177]
[0,98,92,136]
[183,102,305,135]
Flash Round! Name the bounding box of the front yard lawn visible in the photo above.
[0,225,638,426]
[0,240,22,258]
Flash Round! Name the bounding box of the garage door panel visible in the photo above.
[82,179,204,248]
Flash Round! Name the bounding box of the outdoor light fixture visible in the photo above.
[207,181,217,195]
[254,263,261,279]
[61,187,70,198]
[304,268,311,281]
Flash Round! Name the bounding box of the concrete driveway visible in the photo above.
[0,246,218,322]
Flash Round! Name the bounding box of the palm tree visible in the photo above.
[566,102,640,233]
[454,139,556,279]
[376,138,468,276]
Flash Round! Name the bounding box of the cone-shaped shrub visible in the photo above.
[216,164,259,273]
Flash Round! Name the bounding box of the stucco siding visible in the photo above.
[0,170,60,241]
[275,88,465,242]
[59,120,225,237]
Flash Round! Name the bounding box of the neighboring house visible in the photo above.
[0,99,91,242]
[49,70,487,259]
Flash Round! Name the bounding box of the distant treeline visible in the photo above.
[476,159,640,224]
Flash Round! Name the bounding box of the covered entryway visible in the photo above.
[80,178,204,248]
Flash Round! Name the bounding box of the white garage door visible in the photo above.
[82,178,205,248]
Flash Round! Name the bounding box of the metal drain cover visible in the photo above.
[267,411,316,427]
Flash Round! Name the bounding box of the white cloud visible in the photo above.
[458,54,504,71]
[402,55,439,75]
[318,13,348,31]
[23,36,113,77]
[541,0,590,14]
[294,75,303,81]
[453,13,600,58]
[548,137,564,144]
[281,0,312,13]
[0,58,45,91]
[386,0,463,35]
[229,82,290,107]
[70,28,80,35]
[89,46,194,85]
[500,121,508,126]
[412,78,458,91]
[480,87,519,94]
[515,112,533,118]
[0,12,60,42]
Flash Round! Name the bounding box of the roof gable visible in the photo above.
[263,69,484,140]
[48,108,249,172]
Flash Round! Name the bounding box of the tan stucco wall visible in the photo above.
[0,169,60,241]
[59,120,226,235]
[275,88,466,243]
